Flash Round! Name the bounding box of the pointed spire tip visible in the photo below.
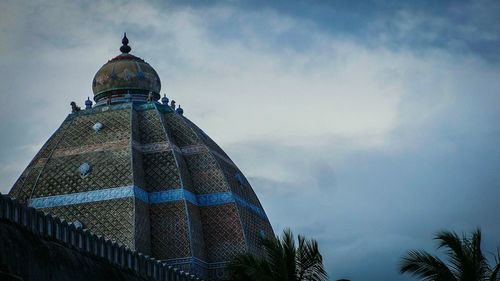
[120,32,131,54]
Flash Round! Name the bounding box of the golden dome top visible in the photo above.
[91,34,161,104]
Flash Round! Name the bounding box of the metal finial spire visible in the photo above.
[120,33,131,53]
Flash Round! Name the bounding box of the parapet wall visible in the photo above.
[0,193,203,281]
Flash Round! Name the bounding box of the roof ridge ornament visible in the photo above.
[120,32,131,54]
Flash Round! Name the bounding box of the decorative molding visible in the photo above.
[28,186,267,220]
[52,139,129,158]
[197,192,233,206]
[180,145,208,155]
[179,144,237,168]
[131,140,171,154]
[29,186,135,209]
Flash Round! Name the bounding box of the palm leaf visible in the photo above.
[296,235,327,281]
[229,229,328,281]
[399,250,457,281]
[489,248,500,281]
[228,253,273,281]
[435,230,468,277]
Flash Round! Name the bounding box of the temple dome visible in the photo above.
[9,34,274,280]
[92,34,161,103]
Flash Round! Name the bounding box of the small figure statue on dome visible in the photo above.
[161,94,169,105]
[70,101,81,113]
[170,100,176,110]
[176,105,184,115]
[85,97,93,109]
[147,91,154,102]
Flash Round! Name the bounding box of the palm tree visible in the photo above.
[400,228,500,281]
[228,229,328,281]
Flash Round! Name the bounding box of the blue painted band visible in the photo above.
[148,189,197,205]
[29,186,135,209]
[28,186,267,220]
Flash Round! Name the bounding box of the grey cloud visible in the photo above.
[1,1,500,280]
[229,124,500,280]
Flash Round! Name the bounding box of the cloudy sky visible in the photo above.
[1,0,500,280]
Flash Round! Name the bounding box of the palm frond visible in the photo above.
[489,248,500,281]
[296,234,327,281]
[261,235,288,280]
[229,229,328,281]
[399,250,457,281]
[228,253,273,281]
[435,230,469,276]
[282,228,298,280]
[471,228,490,280]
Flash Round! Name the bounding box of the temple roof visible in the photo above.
[8,34,274,280]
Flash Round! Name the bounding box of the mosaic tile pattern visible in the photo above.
[41,197,136,249]
[9,104,274,280]
[200,204,247,263]
[142,151,181,192]
[150,201,191,259]
[131,147,145,188]
[216,156,261,207]
[9,121,71,203]
[184,152,229,194]
[33,149,133,197]
[163,113,200,147]
[9,166,43,203]
[173,149,195,193]
[237,205,274,258]
[137,109,167,144]
[185,118,232,160]
[57,109,130,149]
[131,108,140,142]
[186,202,207,261]
[135,199,152,255]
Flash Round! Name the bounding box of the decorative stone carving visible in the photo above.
[92,122,103,133]
[78,163,91,179]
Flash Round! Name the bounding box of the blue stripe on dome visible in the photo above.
[28,185,267,219]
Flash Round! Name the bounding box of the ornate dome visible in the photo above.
[9,33,274,280]
[92,34,161,104]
